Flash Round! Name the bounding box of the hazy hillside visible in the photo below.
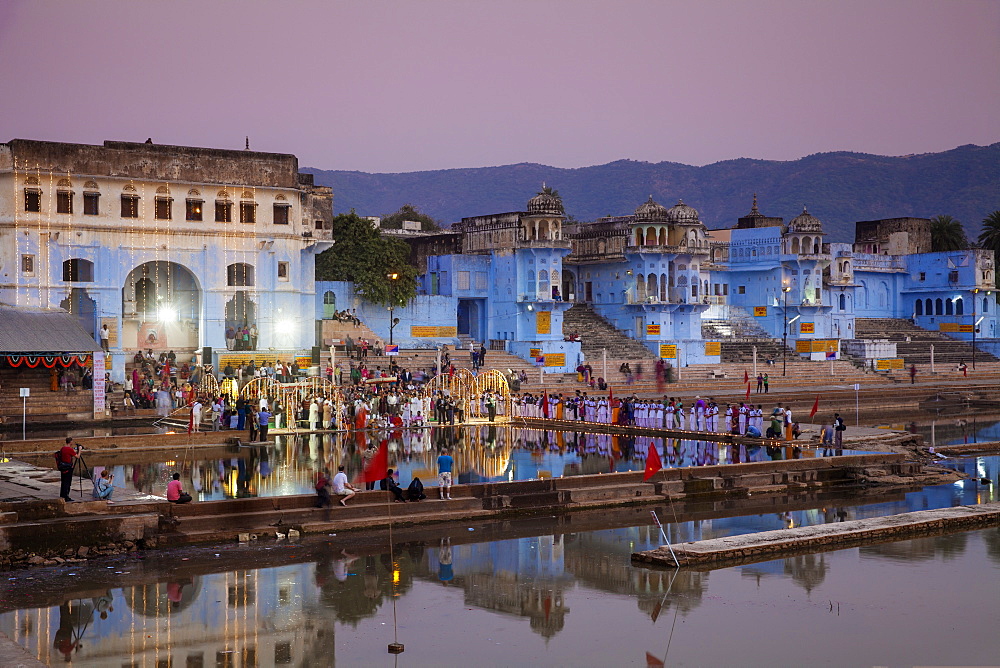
[303,143,1000,242]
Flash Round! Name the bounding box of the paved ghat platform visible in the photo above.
[632,502,1000,570]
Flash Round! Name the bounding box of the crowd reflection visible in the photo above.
[91,425,850,501]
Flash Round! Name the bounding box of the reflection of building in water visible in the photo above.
[0,563,335,667]
[861,533,969,563]
[426,534,574,638]
[739,552,830,594]
[563,526,707,617]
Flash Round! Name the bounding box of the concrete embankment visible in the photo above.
[0,450,954,564]
[632,502,1000,570]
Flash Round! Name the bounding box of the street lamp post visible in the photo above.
[971,288,978,370]
[387,273,400,346]
[782,285,792,377]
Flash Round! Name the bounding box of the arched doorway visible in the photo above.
[122,261,201,350]
[561,269,576,302]
[225,292,258,348]
[60,288,97,338]
[323,290,336,319]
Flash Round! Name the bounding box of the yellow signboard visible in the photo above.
[544,353,566,367]
[646,323,661,336]
[753,306,767,317]
[536,310,551,335]
[939,322,959,333]
[796,339,839,353]
[296,356,313,368]
[411,325,458,337]
[799,322,815,334]
[529,348,541,359]
[219,354,280,368]
[704,341,721,356]
[659,344,677,359]
[959,324,974,333]
[876,358,905,370]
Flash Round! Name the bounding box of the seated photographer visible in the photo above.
[92,469,115,501]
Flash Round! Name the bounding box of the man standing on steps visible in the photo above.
[763,373,769,394]
[56,437,80,502]
[437,448,454,500]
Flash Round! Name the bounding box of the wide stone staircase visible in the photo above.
[563,304,660,362]
[854,318,1000,366]
[0,366,94,426]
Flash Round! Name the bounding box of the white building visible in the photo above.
[0,139,333,380]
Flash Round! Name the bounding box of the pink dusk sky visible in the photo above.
[1,0,998,173]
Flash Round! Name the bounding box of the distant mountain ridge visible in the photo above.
[303,143,1000,242]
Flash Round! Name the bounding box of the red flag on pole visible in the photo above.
[643,443,662,481]
[743,369,749,384]
[809,395,819,419]
[745,383,751,400]
[646,652,666,668]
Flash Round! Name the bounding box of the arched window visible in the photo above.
[945,298,953,315]
[62,258,94,282]
[984,298,990,314]
[791,237,800,254]
[647,274,657,300]
[925,298,932,315]
[915,299,923,315]
[635,229,643,247]
[802,236,811,253]
[935,298,943,315]
[636,276,646,301]
[840,293,847,311]
[227,263,255,287]
[538,269,549,299]
[645,228,656,246]
[323,290,336,318]
[658,228,666,246]
[955,297,964,315]
[660,273,667,301]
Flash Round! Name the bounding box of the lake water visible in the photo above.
[0,495,997,667]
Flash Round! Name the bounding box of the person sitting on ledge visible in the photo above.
[93,469,115,501]
[167,472,192,504]
[380,468,407,503]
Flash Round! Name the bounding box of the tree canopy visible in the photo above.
[315,212,417,307]
[379,204,441,232]
[978,210,1000,257]
[929,214,968,252]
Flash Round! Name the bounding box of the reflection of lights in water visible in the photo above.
[393,569,400,585]
[164,460,176,467]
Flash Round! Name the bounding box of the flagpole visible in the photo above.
[650,510,680,568]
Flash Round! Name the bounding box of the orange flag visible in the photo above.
[809,395,819,419]
[643,443,662,481]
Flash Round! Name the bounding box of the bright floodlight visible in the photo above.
[159,306,177,322]
[277,319,295,334]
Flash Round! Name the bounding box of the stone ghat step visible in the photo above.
[170,496,483,532]
[159,508,498,547]
[631,502,1000,571]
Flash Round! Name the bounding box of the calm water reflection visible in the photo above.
[70,426,869,501]
[1,518,997,666]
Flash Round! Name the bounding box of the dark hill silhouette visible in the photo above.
[303,143,1000,242]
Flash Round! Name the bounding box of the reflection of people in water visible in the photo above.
[334,550,358,583]
[92,590,114,620]
[438,537,453,583]
[53,600,95,662]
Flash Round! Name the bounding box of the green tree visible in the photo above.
[315,211,417,307]
[379,203,441,231]
[929,214,968,251]
[978,210,1000,256]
